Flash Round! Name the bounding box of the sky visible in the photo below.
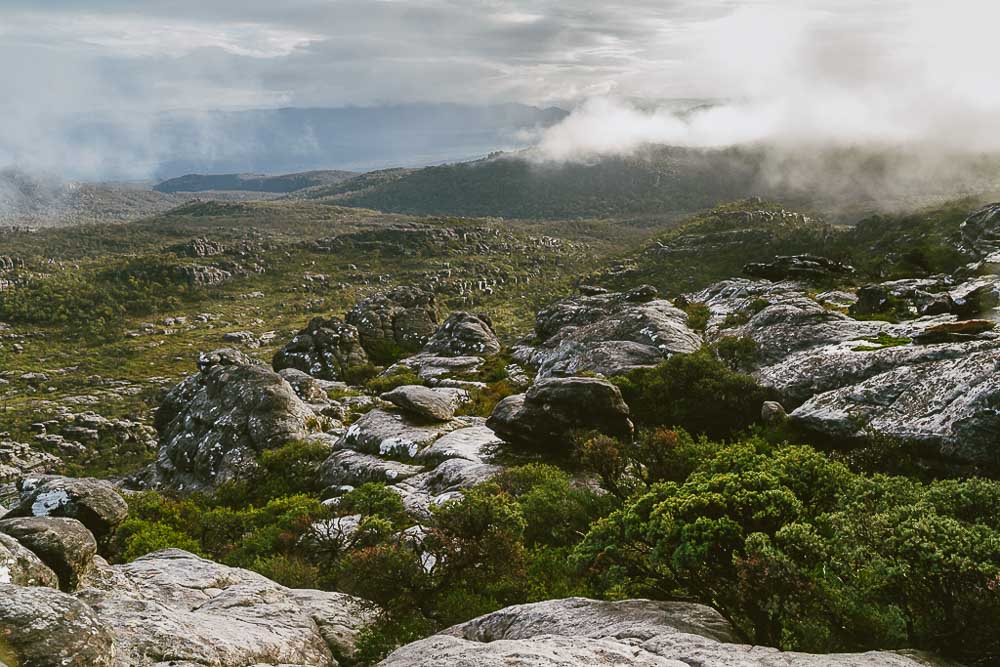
[2,0,1000,176]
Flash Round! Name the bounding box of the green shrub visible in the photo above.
[364,367,423,394]
[612,349,774,439]
[115,519,203,562]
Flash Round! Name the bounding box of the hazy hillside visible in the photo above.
[303,146,1000,222]
[154,170,357,194]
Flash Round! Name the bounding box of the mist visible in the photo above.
[532,1,1000,209]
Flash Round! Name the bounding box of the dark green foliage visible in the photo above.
[682,301,711,332]
[612,349,774,439]
[573,438,1000,664]
[714,336,759,372]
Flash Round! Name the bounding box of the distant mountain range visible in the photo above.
[49,104,568,180]
[154,170,356,194]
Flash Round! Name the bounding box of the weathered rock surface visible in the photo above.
[338,408,475,459]
[0,516,96,591]
[693,278,1000,466]
[278,367,332,403]
[0,439,61,506]
[150,349,321,491]
[961,202,1000,258]
[422,311,501,357]
[745,254,855,282]
[272,316,370,381]
[487,376,633,447]
[75,548,372,667]
[346,286,439,356]
[381,385,468,421]
[0,531,59,587]
[0,584,116,666]
[6,475,128,544]
[380,597,954,667]
[514,285,701,378]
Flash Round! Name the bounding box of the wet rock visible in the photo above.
[346,286,439,357]
[150,349,321,492]
[515,285,701,379]
[6,476,128,545]
[272,317,370,382]
[487,377,633,448]
[422,311,501,357]
[0,516,96,591]
[0,584,116,666]
[381,385,467,422]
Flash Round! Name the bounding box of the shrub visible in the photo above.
[364,367,423,394]
[612,349,774,439]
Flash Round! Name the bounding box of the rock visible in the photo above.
[0,532,59,587]
[176,263,231,286]
[0,439,62,506]
[487,377,633,448]
[422,312,501,357]
[949,275,1000,318]
[960,202,1000,258]
[346,286,440,357]
[0,517,96,591]
[0,584,116,666]
[75,548,372,666]
[150,349,321,492]
[272,317,370,381]
[791,346,1000,465]
[320,449,424,487]
[414,425,503,464]
[338,408,473,459]
[277,368,331,403]
[381,597,951,667]
[389,353,485,385]
[760,401,787,424]
[850,279,955,319]
[222,330,261,347]
[515,286,701,379]
[381,385,467,422]
[744,254,855,282]
[173,237,226,258]
[693,278,1000,466]
[6,476,128,545]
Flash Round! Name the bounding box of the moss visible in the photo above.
[851,332,912,352]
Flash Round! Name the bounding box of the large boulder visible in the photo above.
[272,316,369,381]
[0,584,116,666]
[380,597,954,667]
[337,408,475,459]
[692,278,1000,466]
[150,349,321,491]
[0,517,96,591]
[960,202,1000,258]
[0,532,59,588]
[346,286,440,358]
[6,475,128,545]
[75,549,372,666]
[381,385,467,422]
[422,311,501,357]
[514,285,701,378]
[487,377,633,447]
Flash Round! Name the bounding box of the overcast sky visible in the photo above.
[4,0,991,114]
[2,0,999,179]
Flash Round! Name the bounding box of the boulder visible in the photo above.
[487,377,633,447]
[381,385,467,422]
[277,368,331,403]
[0,517,96,591]
[422,311,501,357]
[692,278,1000,466]
[272,317,369,381]
[414,425,503,464]
[75,548,372,666]
[150,349,321,491]
[346,286,439,357]
[0,532,59,587]
[0,584,116,666]
[744,254,855,282]
[381,597,953,667]
[337,408,474,459]
[320,449,424,487]
[514,285,701,379]
[6,475,128,545]
[960,202,1000,258]
[0,439,62,506]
